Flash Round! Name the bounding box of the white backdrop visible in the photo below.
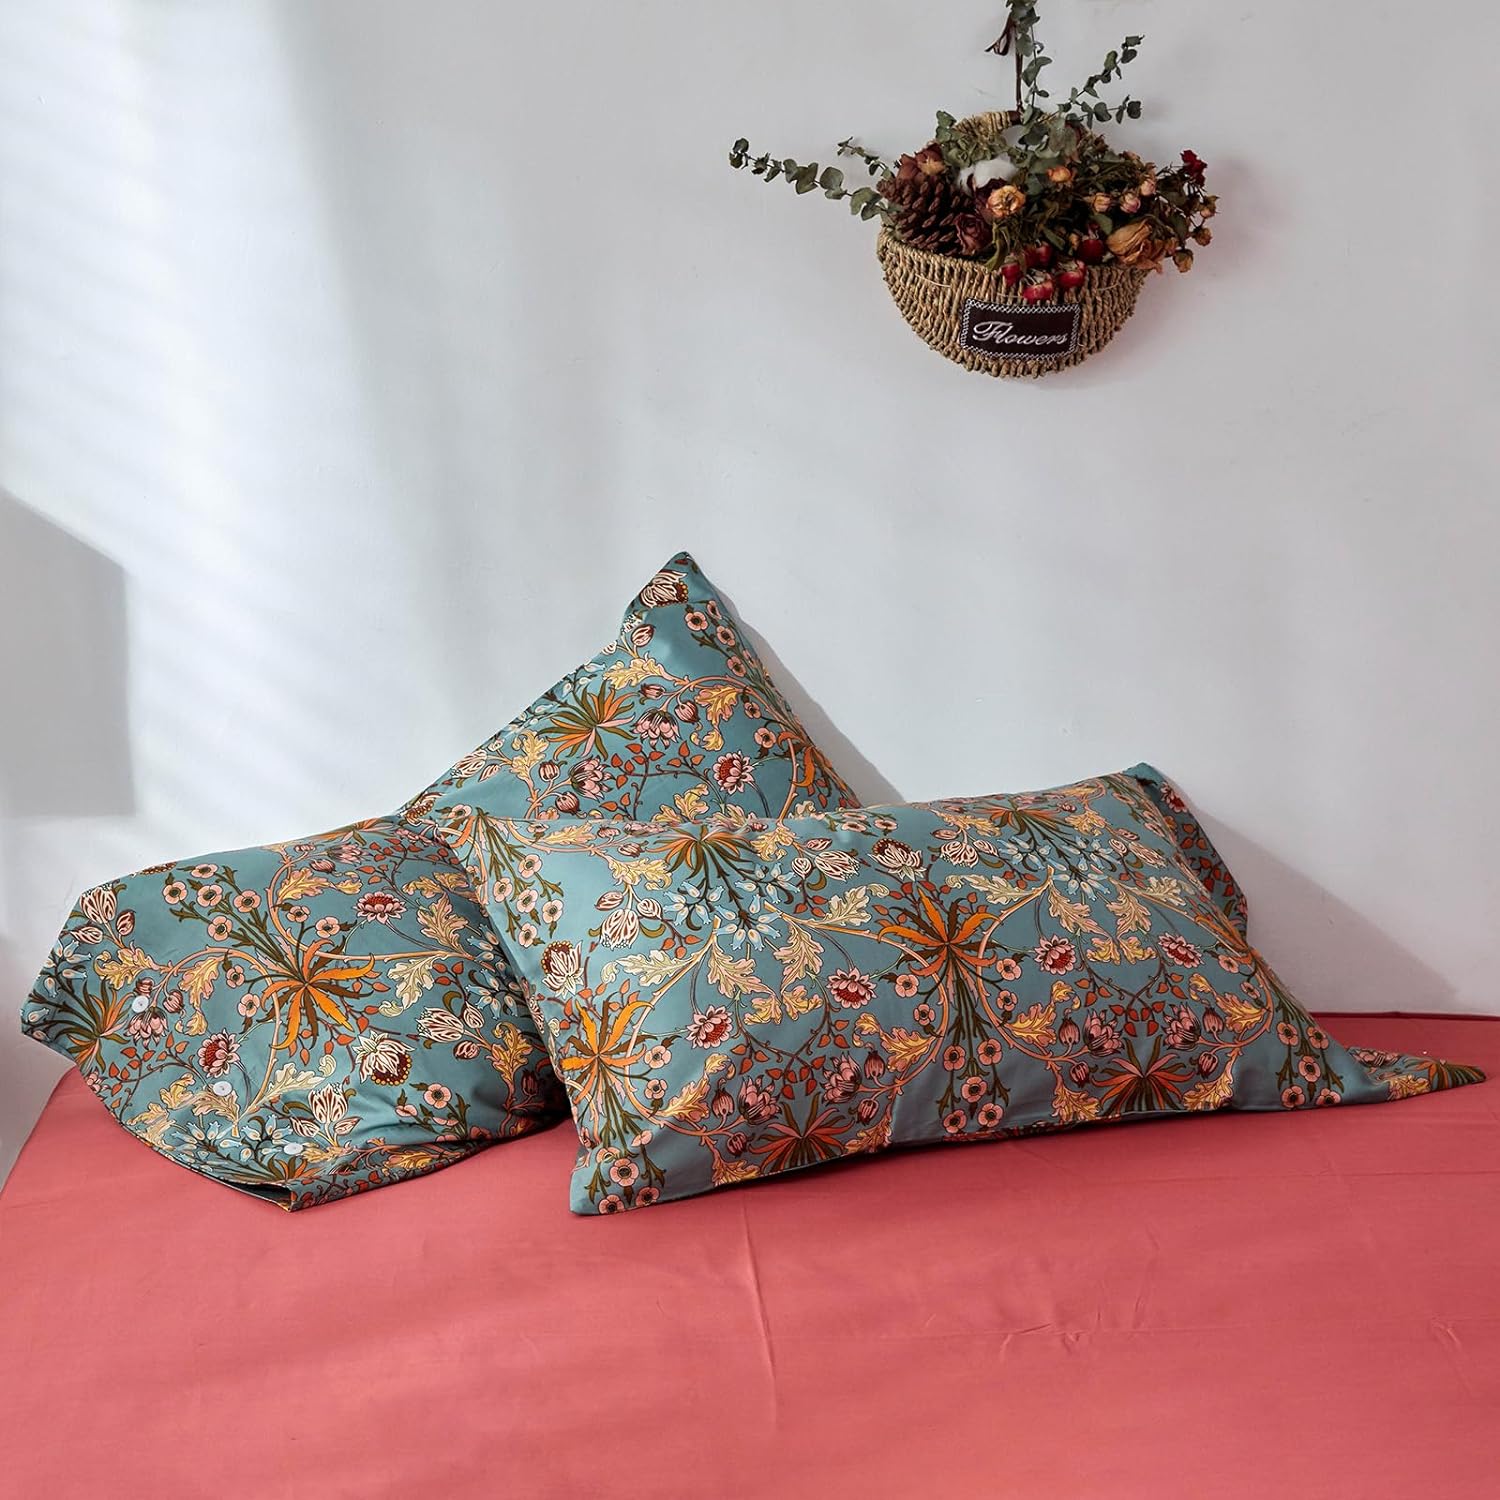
[2,0,1497,1184]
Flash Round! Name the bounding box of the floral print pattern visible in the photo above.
[25,817,565,1207]
[403,552,859,917]
[483,765,1484,1213]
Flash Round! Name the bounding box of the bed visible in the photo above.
[2,1013,1495,1500]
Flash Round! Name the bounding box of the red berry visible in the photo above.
[1024,243,1055,269]
[1000,256,1023,286]
[1078,235,1106,264]
[1021,277,1056,303]
[1057,262,1087,291]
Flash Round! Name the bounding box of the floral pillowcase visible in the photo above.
[480,766,1483,1213]
[404,550,860,969]
[25,816,566,1208]
[23,552,864,1208]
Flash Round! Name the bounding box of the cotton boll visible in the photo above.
[956,153,1021,192]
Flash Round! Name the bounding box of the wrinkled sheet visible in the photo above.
[1,1015,1495,1500]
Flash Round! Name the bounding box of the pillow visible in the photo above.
[403,551,859,905]
[484,765,1485,1213]
[24,816,566,1208]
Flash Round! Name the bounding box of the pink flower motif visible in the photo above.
[636,709,678,743]
[206,916,232,943]
[977,1038,1003,1066]
[943,1109,967,1135]
[687,1005,733,1048]
[976,1102,1004,1129]
[894,973,919,998]
[356,890,406,924]
[1158,933,1202,969]
[823,1057,860,1102]
[942,1044,966,1072]
[196,884,224,909]
[1164,1004,1200,1048]
[738,1079,777,1123]
[233,891,261,913]
[198,1032,239,1077]
[315,916,341,938]
[827,968,875,1010]
[713,752,755,795]
[424,1084,451,1109]
[1034,936,1076,975]
[609,1157,639,1186]
[1084,1015,1122,1055]
[961,1076,986,1103]
[1281,1085,1307,1109]
[996,958,1022,981]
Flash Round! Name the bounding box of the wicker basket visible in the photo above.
[875,112,1151,379]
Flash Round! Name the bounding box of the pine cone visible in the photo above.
[880,146,971,257]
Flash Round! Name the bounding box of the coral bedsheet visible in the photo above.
[1,1016,1496,1500]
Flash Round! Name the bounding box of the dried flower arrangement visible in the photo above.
[728,3,1219,377]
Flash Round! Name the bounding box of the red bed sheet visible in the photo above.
[1,1015,1496,1500]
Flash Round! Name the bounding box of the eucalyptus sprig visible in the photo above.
[726,2,1217,285]
[728,139,889,220]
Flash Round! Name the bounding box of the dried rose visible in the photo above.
[954,213,991,256]
[1090,192,1113,214]
[1138,178,1157,197]
[1046,164,1074,185]
[1181,149,1208,186]
[899,143,948,179]
[1107,220,1172,269]
[1173,248,1195,273]
[1192,225,1213,246]
[985,184,1027,221]
[1119,191,1142,215]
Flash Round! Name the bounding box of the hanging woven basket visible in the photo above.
[875,111,1151,379]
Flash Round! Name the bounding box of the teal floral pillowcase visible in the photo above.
[482,766,1484,1214]
[404,551,860,905]
[25,817,565,1207]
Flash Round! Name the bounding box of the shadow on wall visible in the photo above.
[718,583,903,806]
[0,491,136,1177]
[1186,820,1458,1017]
[0,492,134,817]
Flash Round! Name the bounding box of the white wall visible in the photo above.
[2,0,1496,1183]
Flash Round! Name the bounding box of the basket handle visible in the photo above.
[987,5,1025,112]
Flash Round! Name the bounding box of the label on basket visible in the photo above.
[959,299,1082,360]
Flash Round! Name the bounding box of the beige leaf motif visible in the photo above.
[1107,890,1152,936]
[1184,1062,1236,1111]
[93,946,154,992]
[1218,994,1265,1034]
[278,868,329,903]
[1009,1002,1057,1047]
[706,943,767,1000]
[711,1156,761,1187]
[696,683,740,724]
[182,954,222,1006]
[489,1022,530,1087]
[661,1076,712,1123]
[417,895,467,949]
[603,654,667,690]
[1053,1080,1101,1125]
[1047,885,1106,937]
[773,924,824,986]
